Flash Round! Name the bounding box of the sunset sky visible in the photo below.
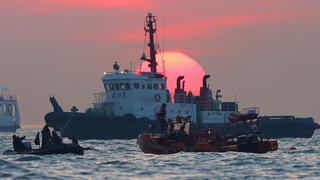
[0,0,319,127]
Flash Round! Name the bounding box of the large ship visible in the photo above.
[45,13,319,140]
[0,85,20,132]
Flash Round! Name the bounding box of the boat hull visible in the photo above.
[137,133,238,154]
[45,112,319,140]
[45,112,153,140]
[137,133,278,154]
[19,144,84,155]
[0,126,18,132]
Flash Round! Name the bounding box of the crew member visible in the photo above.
[34,132,40,146]
[41,125,52,148]
[52,131,63,145]
[178,121,188,141]
[113,61,120,73]
[12,135,28,152]
[157,104,167,132]
[176,115,182,124]
[166,119,176,139]
[167,119,174,134]
[71,135,79,145]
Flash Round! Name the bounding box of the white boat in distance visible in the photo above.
[0,85,20,132]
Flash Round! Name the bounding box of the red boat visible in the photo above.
[137,126,238,154]
[228,107,260,122]
[137,109,278,154]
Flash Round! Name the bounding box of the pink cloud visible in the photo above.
[0,0,152,15]
[82,12,290,42]
[54,0,152,9]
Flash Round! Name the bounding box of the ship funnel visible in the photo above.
[176,76,185,90]
[203,74,210,88]
[182,81,185,90]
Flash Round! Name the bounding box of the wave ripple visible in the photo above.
[1,129,319,179]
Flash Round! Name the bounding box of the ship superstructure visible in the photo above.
[0,85,20,132]
[91,12,237,124]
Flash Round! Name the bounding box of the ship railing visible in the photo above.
[103,71,138,75]
[102,70,165,76]
[0,95,17,102]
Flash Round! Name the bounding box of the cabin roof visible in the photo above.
[101,72,165,81]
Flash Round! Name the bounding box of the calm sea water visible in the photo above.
[0,129,319,179]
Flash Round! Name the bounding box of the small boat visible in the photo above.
[137,108,278,154]
[18,144,84,155]
[137,131,238,155]
[0,85,20,132]
[235,134,278,153]
[137,119,239,155]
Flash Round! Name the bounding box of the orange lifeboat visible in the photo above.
[137,130,277,154]
[137,120,238,154]
[137,110,278,154]
[137,132,238,154]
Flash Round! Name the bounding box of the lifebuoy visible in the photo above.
[154,94,161,102]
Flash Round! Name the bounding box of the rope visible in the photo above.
[60,112,75,133]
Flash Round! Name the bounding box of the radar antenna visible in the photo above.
[141,12,158,73]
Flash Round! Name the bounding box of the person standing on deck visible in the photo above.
[12,135,28,152]
[41,125,52,148]
[157,104,167,133]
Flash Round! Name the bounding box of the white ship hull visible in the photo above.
[0,125,18,132]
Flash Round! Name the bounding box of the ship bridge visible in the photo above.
[95,70,168,119]
[90,12,237,123]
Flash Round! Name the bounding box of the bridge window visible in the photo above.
[104,84,108,91]
[109,84,114,90]
[104,84,114,91]
[147,84,152,90]
[125,83,130,90]
[153,83,159,90]
[141,84,145,89]
[120,83,126,90]
[160,83,165,90]
[115,83,120,90]
[133,83,140,89]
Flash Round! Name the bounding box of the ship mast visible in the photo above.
[143,12,158,73]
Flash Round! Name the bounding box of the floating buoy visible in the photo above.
[289,146,296,150]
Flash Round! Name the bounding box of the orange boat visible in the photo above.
[137,128,238,154]
[137,109,278,154]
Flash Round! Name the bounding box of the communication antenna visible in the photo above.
[129,62,133,73]
[138,61,142,74]
[141,12,157,73]
[161,14,166,78]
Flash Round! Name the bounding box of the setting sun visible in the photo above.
[139,51,206,95]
